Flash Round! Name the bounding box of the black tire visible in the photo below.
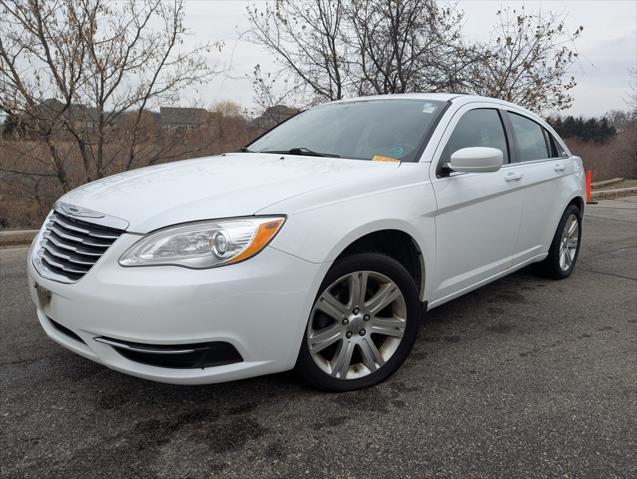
[537,204,582,279]
[295,252,420,392]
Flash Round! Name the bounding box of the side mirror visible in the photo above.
[449,147,503,173]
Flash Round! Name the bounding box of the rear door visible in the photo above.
[428,105,524,305]
[503,111,575,264]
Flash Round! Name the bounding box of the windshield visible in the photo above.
[248,99,447,162]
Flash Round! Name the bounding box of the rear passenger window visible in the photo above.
[509,113,549,162]
[546,131,568,158]
[444,109,509,164]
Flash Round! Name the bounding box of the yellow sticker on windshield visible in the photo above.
[372,155,400,163]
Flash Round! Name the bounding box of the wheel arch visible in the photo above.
[567,195,585,215]
[543,195,585,255]
[332,228,426,302]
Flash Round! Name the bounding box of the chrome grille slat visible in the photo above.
[50,214,120,240]
[46,223,112,248]
[45,230,108,253]
[42,232,104,257]
[41,251,91,274]
[34,210,124,282]
[41,240,96,266]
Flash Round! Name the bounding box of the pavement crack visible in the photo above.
[579,266,636,282]
[581,245,637,261]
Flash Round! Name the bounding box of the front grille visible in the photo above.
[35,210,124,282]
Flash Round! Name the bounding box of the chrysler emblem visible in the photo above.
[55,202,105,219]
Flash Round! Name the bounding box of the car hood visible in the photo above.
[59,153,400,233]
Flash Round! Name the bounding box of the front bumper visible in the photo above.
[27,233,329,385]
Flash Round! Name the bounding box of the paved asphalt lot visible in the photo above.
[1,198,636,479]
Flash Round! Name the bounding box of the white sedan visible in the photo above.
[27,93,585,391]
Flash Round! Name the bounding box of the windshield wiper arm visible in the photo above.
[260,147,340,158]
[238,147,254,153]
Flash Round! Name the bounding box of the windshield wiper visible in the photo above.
[238,147,254,153]
[260,147,340,158]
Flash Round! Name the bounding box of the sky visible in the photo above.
[179,0,637,117]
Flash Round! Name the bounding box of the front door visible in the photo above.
[428,106,524,306]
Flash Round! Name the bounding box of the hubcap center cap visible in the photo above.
[346,314,365,333]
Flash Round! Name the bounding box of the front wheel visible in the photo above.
[537,204,582,279]
[296,253,420,391]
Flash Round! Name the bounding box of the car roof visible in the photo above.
[337,93,535,113]
[335,92,543,124]
[336,92,459,103]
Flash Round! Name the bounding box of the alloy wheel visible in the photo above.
[559,214,579,271]
[306,271,407,380]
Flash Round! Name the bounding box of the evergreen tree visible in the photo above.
[598,118,616,143]
[544,114,617,143]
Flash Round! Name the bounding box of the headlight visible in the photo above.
[119,216,285,268]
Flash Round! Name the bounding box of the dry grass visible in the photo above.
[564,129,637,181]
[0,116,260,229]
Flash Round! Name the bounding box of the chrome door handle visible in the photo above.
[554,163,565,172]
[505,172,523,182]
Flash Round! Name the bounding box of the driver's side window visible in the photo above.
[442,109,509,167]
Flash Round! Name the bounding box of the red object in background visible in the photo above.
[586,170,593,203]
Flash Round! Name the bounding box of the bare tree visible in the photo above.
[251,63,306,115]
[247,0,582,113]
[247,0,351,104]
[626,68,637,113]
[466,6,583,112]
[349,0,467,95]
[246,0,466,103]
[0,0,220,195]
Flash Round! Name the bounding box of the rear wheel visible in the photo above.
[296,253,420,391]
[537,204,582,279]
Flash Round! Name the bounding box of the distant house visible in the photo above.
[69,104,101,129]
[115,110,160,130]
[27,98,110,131]
[253,105,299,130]
[159,107,207,129]
[29,98,67,129]
[18,101,209,134]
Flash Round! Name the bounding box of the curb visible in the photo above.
[591,187,637,200]
[591,177,624,188]
[0,230,38,247]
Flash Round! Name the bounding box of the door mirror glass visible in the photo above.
[449,147,503,173]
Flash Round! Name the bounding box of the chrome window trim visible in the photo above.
[499,156,573,168]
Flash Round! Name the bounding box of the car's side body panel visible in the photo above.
[424,97,585,308]
[260,161,437,302]
[497,104,585,265]
[506,158,583,265]
[262,96,585,309]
